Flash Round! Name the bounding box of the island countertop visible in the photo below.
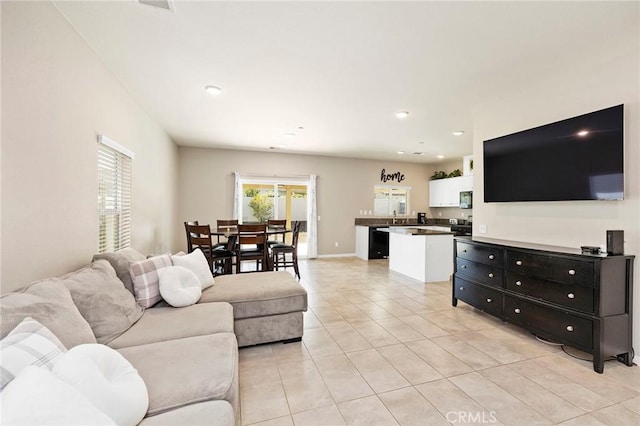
[384,227,454,236]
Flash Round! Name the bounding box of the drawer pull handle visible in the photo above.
[566,325,574,332]
[462,265,467,269]
[515,281,522,286]
[568,269,576,276]
[488,254,495,260]
[462,249,467,253]
[514,308,521,314]
[459,287,464,291]
[488,273,494,278]
[516,260,523,266]
[568,293,575,299]
[486,298,492,303]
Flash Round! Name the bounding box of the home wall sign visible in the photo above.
[380,168,405,183]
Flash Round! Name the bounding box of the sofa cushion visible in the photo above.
[171,249,215,290]
[0,317,67,391]
[61,260,144,344]
[199,271,308,319]
[129,254,172,308]
[107,302,234,349]
[53,344,148,426]
[158,266,202,307]
[0,366,116,426]
[138,400,233,426]
[0,279,96,349]
[93,248,146,295]
[117,333,238,417]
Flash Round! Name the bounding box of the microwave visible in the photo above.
[460,191,473,209]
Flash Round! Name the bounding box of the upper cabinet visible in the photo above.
[429,175,473,207]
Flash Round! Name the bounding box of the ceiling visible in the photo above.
[53,1,637,163]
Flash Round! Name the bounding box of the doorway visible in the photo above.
[240,181,308,256]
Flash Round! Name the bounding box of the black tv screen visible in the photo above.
[483,105,624,202]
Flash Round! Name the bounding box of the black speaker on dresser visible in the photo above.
[607,230,624,255]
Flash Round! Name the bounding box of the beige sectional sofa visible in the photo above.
[0,248,308,425]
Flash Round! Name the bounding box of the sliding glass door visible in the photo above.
[240,181,308,256]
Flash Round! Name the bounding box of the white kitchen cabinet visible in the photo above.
[461,175,473,192]
[429,175,474,207]
[429,177,462,207]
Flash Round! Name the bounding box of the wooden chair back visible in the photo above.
[237,223,267,246]
[184,220,199,252]
[267,219,287,244]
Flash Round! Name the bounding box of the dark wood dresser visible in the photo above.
[452,237,634,373]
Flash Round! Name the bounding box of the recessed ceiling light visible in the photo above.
[452,131,464,136]
[577,130,589,137]
[412,152,424,156]
[397,151,405,155]
[396,111,410,119]
[204,85,222,96]
[437,155,445,159]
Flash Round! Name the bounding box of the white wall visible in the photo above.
[1,1,178,291]
[472,32,640,359]
[177,147,432,255]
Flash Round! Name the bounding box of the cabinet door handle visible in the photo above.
[459,287,464,291]
[567,293,575,299]
[462,249,467,253]
[516,260,523,266]
[486,298,492,303]
[514,308,521,314]
[461,265,467,269]
[566,325,574,332]
[515,281,522,286]
[568,269,576,276]
[488,254,495,260]
[488,273,494,278]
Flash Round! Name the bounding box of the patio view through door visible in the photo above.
[241,182,308,257]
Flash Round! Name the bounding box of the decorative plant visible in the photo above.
[448,169,462,178]
[244,188,260,197]
[430,171,448,180]
[248,193,272,223]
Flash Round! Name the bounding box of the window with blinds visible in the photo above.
[98,135,133,253]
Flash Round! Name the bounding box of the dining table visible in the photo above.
[210,226,291,272]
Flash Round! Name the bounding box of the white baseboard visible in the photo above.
[316,253,357,259]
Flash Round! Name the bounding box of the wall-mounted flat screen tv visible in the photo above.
[483,104,624,202]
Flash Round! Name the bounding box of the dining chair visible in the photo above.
[267,219,287,247]
[184,220,199,253]
[185,224,234,275]
[216,219,238,245]
[235,223,268,274]
[270,220,301,279]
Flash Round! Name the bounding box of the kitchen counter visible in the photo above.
[386,227,454,236]
[388,228,454,282]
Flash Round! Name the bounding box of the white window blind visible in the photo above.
[98,135,133,253]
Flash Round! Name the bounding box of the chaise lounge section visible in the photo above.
[1,247,308,425]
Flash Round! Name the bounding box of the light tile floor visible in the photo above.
[239,258,640,426]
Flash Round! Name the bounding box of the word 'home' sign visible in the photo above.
[380,169,405,183]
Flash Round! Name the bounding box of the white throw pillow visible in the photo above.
[171,249,215,289]
[53,344,148,426]
[0,317,67,390]
[158,266,203,307]
[1,366,115,425]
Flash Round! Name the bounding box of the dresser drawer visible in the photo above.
[457,241,503,267]
[504,296,593,349]
[506,271,594,313]
[505,251,593,286]
[454,277,503,317]
[456,258,503,288]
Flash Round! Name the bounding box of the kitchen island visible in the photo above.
[386,227,454,282]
